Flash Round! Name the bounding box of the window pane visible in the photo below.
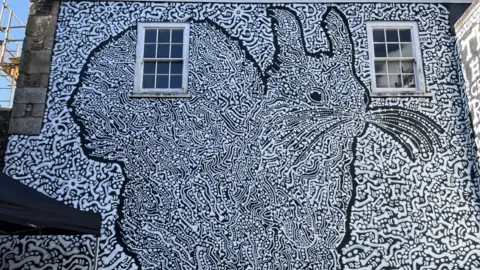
[400,43,413,57]
[389,74,402,88]
[375,61,387,73]
[171,62,183,74]
[387,44,400,57]
[156,75,169,88]
[157,62,169,74]
[172,29,184,43]
[145,29,157,43]
[387,61,401,73]
[143,75,155,88]
[170,75,183,88]
[157,44,170,58]
[374,44,387,57]
[144,44,156,58]
[144,62,156,74]
[402,74,416,88]
[158,29,170,43]
[386,30,399,42]
[399,29,412,42]
[171,44,183,58]
[401,61,414,73]
[373,29,385,42]
[376,75,388,88]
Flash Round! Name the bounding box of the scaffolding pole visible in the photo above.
[0,0,25,108]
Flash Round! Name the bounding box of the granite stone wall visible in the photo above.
[0,108,10,170]
[9,0,59,135]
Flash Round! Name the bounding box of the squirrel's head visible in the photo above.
[266,8,369,117]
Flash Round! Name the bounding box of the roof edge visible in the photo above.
[454,0,478,29]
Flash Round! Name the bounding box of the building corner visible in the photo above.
[9,0,59,135]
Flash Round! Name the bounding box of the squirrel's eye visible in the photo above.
[310,92,323,102]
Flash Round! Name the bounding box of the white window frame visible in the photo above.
[366,21,427,96]
[132,22,191,98]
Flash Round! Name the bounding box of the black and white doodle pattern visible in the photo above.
[1,2,480,270]
[457,4,480,166]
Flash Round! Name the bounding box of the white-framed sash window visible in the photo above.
[367,21,426,96]
[133,22,191,98]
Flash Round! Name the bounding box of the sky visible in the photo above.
[9,0,30,24]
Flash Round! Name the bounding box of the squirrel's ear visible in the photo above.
[323,8,352,60]
[268,8,305,57]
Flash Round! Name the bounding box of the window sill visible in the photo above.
[370,91,433,98]
[129,92,192,98]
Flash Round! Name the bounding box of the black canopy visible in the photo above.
[0,173,102,236]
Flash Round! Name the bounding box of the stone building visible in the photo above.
[1,0,480,269]
[457,0,480,161]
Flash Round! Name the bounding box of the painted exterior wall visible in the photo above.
[457,0,480,162]
[1,1,480,269]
